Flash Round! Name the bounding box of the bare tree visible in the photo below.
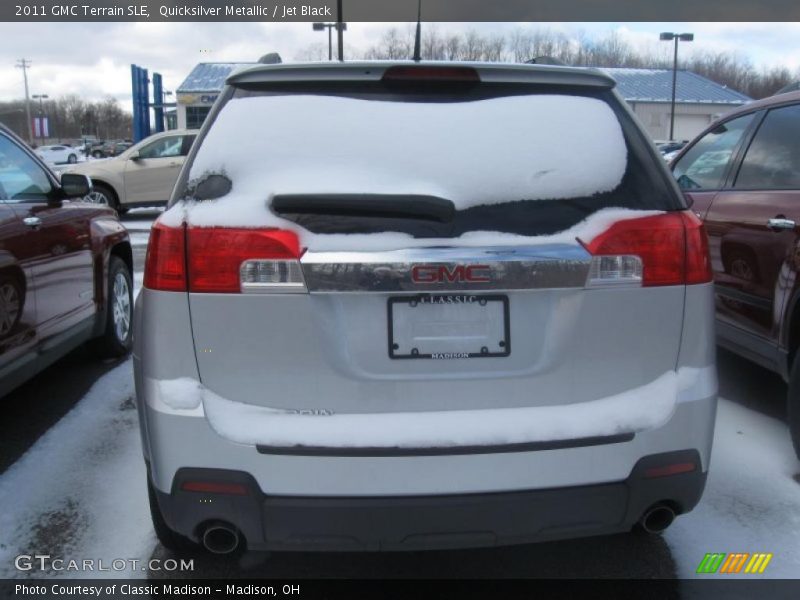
[293,42,329,62]
[363,27,413,60]
[0,95,132,142]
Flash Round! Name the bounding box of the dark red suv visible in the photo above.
[0,124,133,397]
[671,90,800,458]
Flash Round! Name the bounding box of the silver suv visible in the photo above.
[134,62,717,555]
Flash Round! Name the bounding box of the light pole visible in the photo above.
[313,22,346,61]
[32,94,48,142]
[660,32,694,141]
[15,59,33,144]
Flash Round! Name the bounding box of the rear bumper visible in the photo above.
[153,449,706,552]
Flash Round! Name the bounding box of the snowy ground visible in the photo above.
[666,395,800,578]
[0,211,798,581]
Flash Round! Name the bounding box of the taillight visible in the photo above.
[144,222,187,291]
[581,211,712,287]
[682,211,713,284]
[144,222,305,293]
[187,228,301,293]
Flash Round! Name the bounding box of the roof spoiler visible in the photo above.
[226,62,617,89]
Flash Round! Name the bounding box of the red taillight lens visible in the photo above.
[682,211,713,284]
[144,222,187,291]
[583,211,712,287]
[187,227,300,293]
[144,223,302,293]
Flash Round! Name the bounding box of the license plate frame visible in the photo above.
[387,294,510,360]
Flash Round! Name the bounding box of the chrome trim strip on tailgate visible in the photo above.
[300,244,591,292]
[255,433,635,457]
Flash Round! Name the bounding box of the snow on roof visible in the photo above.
[602,68,751,105]
[176,62,255,93]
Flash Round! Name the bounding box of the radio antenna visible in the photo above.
[412,0,422,62]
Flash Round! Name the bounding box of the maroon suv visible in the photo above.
[671,90,800,458]
[0,124,133,397]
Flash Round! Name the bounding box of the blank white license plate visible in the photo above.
[388,295,510,359]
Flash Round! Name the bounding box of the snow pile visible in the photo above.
[150,370,692,449]
[160,93,631,251]
[156,377,204,410]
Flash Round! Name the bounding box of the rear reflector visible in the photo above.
[180,481,249,495]
[144,222,305,293]
[582,211,712,287]
[382,66,481,82]
[644,462,697,478]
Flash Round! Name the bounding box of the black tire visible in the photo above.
[0,274,24,338]
[147,476,201,554]
[91,256,132,358]
[788,354,800,460]
[67,153,77,164]
[92,150,104,158]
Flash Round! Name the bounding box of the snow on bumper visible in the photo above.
[143,367,716,450]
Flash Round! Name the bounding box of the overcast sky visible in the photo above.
[1,22,799,106]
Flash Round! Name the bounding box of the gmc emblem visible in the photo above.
[411,264,491,284]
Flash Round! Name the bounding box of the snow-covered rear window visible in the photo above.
[167,83,681,247]
[189,93,625,208]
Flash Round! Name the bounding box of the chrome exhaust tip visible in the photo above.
[640,504,676,534]
[201,522,240,554]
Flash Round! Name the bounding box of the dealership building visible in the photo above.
[175,62,255,129]
[176,63,751,140]
[602,68,751,140]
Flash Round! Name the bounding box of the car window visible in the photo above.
[673,113,756,191]
[0,134,54,202]
[137,136,184,159]
[734,104,800,190]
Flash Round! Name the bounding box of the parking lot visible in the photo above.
[0,208,797,580]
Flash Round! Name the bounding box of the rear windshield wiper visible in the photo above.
[271,194,456,223]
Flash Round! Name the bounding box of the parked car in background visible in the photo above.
[136,62,716,555]
[101,140,133,158]
[671,90,800,459]
[0,124,134,398]
[65,129,197,214]
[34,145,79,165]
[88,141,108,159]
